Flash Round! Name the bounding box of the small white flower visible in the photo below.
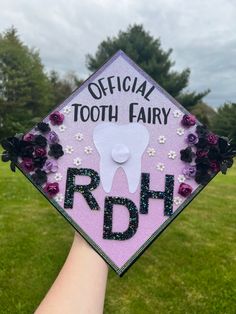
[158,135,166,144]
[174,196,182,205]
[147,147,156,157]
[73,157,82,167]
[75,132,84,141]
[84,146,93,154]
[65,145,74,154]
[156,162,165,171]
[168,150,177,159]
[59,124,66,132]
[54,173,63,181]
[178,174,186,183]
[173,110,182,118]
[63,105,71,114]
[54,193,64,203]
[177,127,185,136]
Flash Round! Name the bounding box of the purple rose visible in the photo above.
[47,131,59,144]
[20,158,35,172]
[207,133,218,145]
[44,182,59,198]
[23,133,35,142]
[196,149,208,158]
[178,183,193,197]
[182,165,197,178]
[43,159,58,173]
[186,133,198,145]
[181,114,196,128]
[34,147,47,157]
[49,111,64,125]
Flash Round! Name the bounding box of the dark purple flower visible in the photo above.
[180,147,194,163]
[207,133,218,145]
[49,111,64,126]
[196,149,208,158]
[34,135,47,147]
[178,183,193,197]
[34,147,47,157]
[186,133,198,145]
[23,133,35,142]
[210,160,220,173]
[44,182,59,198]
[48,143,64,159]
[181,114,196,128]
[47,131,59,144]
[36,122,51,133]
[31,169,47,186]
[33,156,47,169]
[182,165,197,178]
[43,159,58,173]
[20,158,35,172]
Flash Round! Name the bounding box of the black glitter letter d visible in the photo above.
[103,197,139,241]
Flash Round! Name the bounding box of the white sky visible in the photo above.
[1,0,236,107]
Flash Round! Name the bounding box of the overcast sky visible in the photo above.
[1,0,236,107]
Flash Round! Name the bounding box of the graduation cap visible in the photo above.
[1,51,235,276]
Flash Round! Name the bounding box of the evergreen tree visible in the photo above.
[212,103,236,145]
[190,102,217,128]
[49,70,82,106]
[86,25,209,109]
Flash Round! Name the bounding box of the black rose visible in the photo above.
[48,143,64,159]
[220,158,234,174]
[33,156,47,168]
[180,147,194,163]
[195,137,208,149]
[196,125,208,138]
[34,135,47,147]
[196,157,210,173]
[1,136,21,162]
[31,169,47,186]
[1,136,25,171]
[208,146,220,161]
[195,170,212,185]
[36,122,51,133]
[20,143,34,158]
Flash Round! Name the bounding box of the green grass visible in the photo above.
[0,160,235,314]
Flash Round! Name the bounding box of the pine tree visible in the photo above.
[212,103,236,145]
[86,25,209,109]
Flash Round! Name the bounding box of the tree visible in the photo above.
[0,27,53,139]
[212,103,236,145]
[87,25,209,109]
[190,102,217,128]
[49,70,83,106]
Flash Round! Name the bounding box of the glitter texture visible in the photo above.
[140,173,174,217]
[103,197,139,241]
[64,167,100,210]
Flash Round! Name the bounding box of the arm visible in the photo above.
[35,233,108,314]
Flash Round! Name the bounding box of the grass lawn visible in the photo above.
[0,160,235,313]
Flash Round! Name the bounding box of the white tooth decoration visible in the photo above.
[93,123,149,193]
